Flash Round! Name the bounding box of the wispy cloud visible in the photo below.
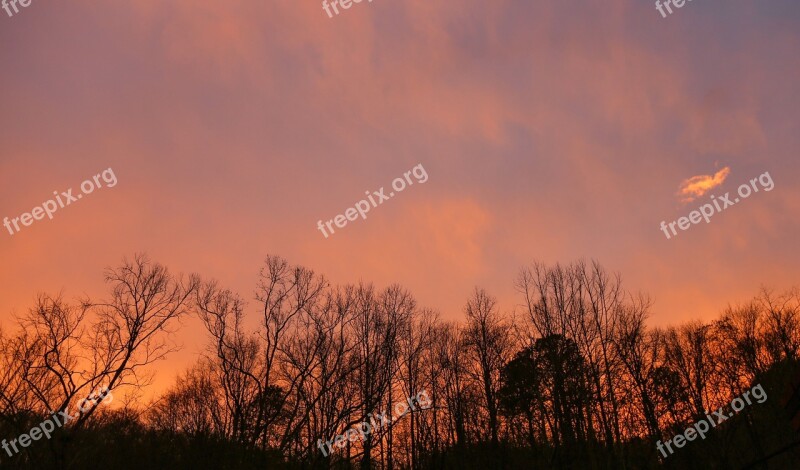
[677,167,731,203]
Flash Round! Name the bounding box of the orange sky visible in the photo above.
[1,0,799,394]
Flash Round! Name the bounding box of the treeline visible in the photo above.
[0,254,798,469]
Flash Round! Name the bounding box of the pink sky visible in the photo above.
[1,0,799,391]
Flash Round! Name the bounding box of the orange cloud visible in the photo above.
[677,167,731,203]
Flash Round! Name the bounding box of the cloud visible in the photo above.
[677,167,731,203]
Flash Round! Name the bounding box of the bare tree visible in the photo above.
[397,308,436,470]
[463,288,512,449]
[663,321,713,420]
[614,297,662,441]
[195,283,262,443]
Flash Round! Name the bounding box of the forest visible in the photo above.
[0,254,798,469]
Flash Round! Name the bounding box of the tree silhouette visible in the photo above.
[1,255,799,469]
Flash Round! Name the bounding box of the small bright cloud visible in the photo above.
[677,167,731,203]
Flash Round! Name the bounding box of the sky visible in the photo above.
[1,0,799,390]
